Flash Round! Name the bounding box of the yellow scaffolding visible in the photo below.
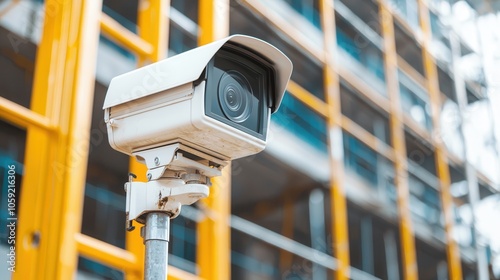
[3,0,467,279]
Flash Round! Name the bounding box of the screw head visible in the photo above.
[32,231,40,248]
[154,157,160,166]
[147,173,152,181]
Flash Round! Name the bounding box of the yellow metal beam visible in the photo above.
[100,12,153,58]
[137,0,168,62]
[126,160,148,280]
[76,233,140,273]
[337,66,392,113]
[124,1,168,279]
[340,116,395,163]
[196,1,231,279]
[319,0,350,279]
[378,3,419,280]
[14,0,102,279]
[76,233,202,280]
[0,96,53,130]
[417,1,463,279]
[287,80,330,118]
[397,55,427,90]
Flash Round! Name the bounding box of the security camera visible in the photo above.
[103,34,292,163]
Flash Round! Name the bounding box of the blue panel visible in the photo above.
[272,93,328,153]
[343,134,378,186]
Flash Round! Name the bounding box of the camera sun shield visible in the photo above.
[103,35,292,160]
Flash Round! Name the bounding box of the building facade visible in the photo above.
[0,0,499,279]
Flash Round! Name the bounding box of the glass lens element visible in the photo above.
[218,70,253,123]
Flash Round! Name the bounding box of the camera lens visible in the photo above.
[218,70,252,123]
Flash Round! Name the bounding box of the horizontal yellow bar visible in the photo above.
[337,67,392,114]
[0,96,53,130]
[76,233,202,279]
[341,115,395,162]
[99,13,153,58]
[397,55,427,90]
[287,80,329,118]
[76,233,140,273]
[402,114,433,144]
[168,266,204,280]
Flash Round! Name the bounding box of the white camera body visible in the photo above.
[103,35,292,162]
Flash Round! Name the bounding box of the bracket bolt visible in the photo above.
[154,157,160,166]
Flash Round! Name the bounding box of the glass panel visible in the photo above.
[348,207,403,279]
[252,0,323,47]
[272,92,328,153]
[335,15,386,96]
[102,2,138,32]
[338,0,381,35]
[171,0,198,22]
[340,81,391,145]
[408,174,445,239]
[168,0,198,56]
[169,215,197,274]
[77,256,124,280]
[394,21,425,76]
[343,133,378,186]
[81,183,125,248]
[399,70,433,131]
[405,131,437,176]
[429,11,452,64]
[0,24,36,109]
[282,0,321,29]
[389,0,419,29]
[168,24,198,56]
[96,37,136,86]
[415,240,448,280]
[231,226,333,279]
[437,65,457,102]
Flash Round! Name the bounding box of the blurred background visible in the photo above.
[0,0,499,279]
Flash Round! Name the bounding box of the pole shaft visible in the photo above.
[144,213,170,280]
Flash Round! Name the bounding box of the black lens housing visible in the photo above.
[204,44,274,140]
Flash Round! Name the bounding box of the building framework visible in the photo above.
[0,0,498,279]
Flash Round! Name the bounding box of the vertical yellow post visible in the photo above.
[126,1,168,279]
[196,1,230,279]
[418,1,463,279]
[319,1,350,279]
[378,3,419,279]
[15,0,102,279]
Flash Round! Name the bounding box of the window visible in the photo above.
[408,174,443,230]
[282,0,321,29]
[343,134,378,185]
[394,21,425,77]
[340,81,391,145]
[272,93,328,152]
[168,0,199,55]
[399,70,433,131]
[389,0,419,29]
[335,14,386,96]
[336,16,385,82]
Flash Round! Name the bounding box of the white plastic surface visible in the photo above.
[102,34,293,113]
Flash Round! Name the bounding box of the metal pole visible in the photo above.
[143,212,170,280]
